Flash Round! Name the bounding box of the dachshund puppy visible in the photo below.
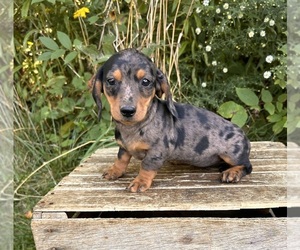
[91,49,252,192]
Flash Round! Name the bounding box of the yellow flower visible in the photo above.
[73,7,90,19]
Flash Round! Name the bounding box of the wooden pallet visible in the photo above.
[31,141,300,249]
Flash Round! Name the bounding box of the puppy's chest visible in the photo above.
[116,128,152,160]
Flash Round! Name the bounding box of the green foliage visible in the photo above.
[218,87,287,135]
[217,101,247,128]
[176,0,286,141]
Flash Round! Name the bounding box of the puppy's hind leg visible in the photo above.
[219,154,252,183]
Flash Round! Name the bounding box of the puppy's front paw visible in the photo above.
[102,164,125,180]
[126,169,157,192]
[127,176,152,192]
[221,166,245,183]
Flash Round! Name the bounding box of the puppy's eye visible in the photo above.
[141,78,151,87]
[106,78,116,86]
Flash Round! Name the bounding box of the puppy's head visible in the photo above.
[91,49,178,125]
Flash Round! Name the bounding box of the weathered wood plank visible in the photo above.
[34,185,288,212]
[59,171,287,189]
[31,217,290,250]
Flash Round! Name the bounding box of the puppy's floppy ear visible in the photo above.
[156,69,178,118]
[91,67,104,121]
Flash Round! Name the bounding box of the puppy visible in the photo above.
[91,49,252,192]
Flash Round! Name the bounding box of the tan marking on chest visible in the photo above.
[127,141,150,152]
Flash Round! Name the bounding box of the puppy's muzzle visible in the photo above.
[120,105,136,118]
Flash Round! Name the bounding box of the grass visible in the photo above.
[13,93,114,249]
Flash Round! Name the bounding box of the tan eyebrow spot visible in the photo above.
[136,69,146,80]
[112,69,122,81]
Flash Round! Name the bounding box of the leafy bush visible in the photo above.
[175,0,286,140]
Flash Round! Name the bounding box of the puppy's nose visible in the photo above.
[120,106,136,117]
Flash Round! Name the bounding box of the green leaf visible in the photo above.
[217,101,248,127]
[57,31,72,50]
[60,121,75,137]
[264,102,275,115]
[61,139,74,148]
[21,0,31,18]
[39,37,59,50]
[272,116,287,134]
[261,89,273,103]
[278,93,287,103]
[47,133,60,143]
[58,98,76,114]
[236,88,259,107]
[88,16,99,24]
[50,49,66,60]
[183,20,190,36]
[267,114,282,123]
[37,51,52,61]
[279,44,287,54]
[73,39,82,47]
[46,76,66,87]
[231,109,248,128]
[274,79,286,88]
[276,102,283,112]
[64,51,78,64]
[179,41,189,57]
[217,101,246,118]
[71,76,85,90]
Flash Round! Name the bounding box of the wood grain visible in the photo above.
[31,217,292,250]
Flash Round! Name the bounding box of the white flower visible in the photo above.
[216,8,221,14]
[195,27,201,35]
[212,60,217,66]
[269,20,275,26]
[227,15,232,19]
[223,3,229,9]
[266,55,274,63]
[248,30,255,38]
[260,30,266,37]
[196,7,201,13]
[203,0,209,6]
[238,13,243,19]
[205,45,212,52]
[223,68,228,73]
[263,71,272,79]
[201,82,207,88]
[240,6,245,11]
[264,17,269,23]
